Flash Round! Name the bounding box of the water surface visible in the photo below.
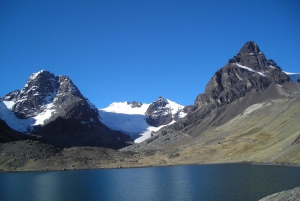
[1,163,300,201]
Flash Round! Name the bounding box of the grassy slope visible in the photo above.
[166,96,300,165]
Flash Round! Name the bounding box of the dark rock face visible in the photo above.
[195,41,290,110]
[228,41,267,71]
[3,90,20,101]
[127,101,143,108]
[3,70,131,148]
[145,97,173,127]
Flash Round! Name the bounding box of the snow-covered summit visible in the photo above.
[99,97,187,143]
[0,70,100,133]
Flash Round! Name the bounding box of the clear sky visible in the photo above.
[1,0,299,108]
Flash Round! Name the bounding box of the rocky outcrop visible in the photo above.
[3,90,20,101]
[144,96,186,127]
[259,187,300,201]
[127,101,143,108]
[145,97,173,127]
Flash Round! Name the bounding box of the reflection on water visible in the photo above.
[1,164,300,201]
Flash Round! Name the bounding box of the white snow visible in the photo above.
[0,98,58,132]
[33,103,57,125]
[236,63,266,76]
[134,120,176,143]
[3,101,15,109]
[167,99,187,118]
[29,70,45,80]
[101,101,150,115]
[0,101,35,133]
[99,99,186,143]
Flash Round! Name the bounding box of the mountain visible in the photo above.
[98,97,186,143]
[122,41,300,151]
[145,96,186,127]
[0,70,131,148]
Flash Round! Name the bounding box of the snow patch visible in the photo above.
[3,101,15,109]
[29,70,45,80]
[236,63,266,76]
[33,102,57,125]
[0,101,35,133]
[167,99,187,118]
[101,101,150,115]
[134,120,176,143]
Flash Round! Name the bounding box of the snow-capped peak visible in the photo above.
[0,70,100,133]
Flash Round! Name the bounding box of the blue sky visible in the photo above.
[1,0,299,108]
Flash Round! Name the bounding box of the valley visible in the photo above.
[1,41,300,172]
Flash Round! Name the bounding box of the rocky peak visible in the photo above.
[6,70,98,121]
[1,70,131,148]
[229,41,268,71]
[196,41,291,109]
[145,97,169,115]
[145,96,172,127]
[145,97,187,127]
[239,41,261,55]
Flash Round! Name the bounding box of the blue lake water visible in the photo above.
[1,163,300,201]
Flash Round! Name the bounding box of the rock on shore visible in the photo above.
[259,186,300,201]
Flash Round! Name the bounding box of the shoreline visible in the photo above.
[1,161,300,173]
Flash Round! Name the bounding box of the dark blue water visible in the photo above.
[1,163,300,201]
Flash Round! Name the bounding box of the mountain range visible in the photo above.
[0,70,187,147]
[1,41,300,171]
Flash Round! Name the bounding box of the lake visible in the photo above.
[1,163,300,201]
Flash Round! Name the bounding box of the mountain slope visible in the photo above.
[0,119,42,143]
[0,70,131,148]
[122,41,298,151]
